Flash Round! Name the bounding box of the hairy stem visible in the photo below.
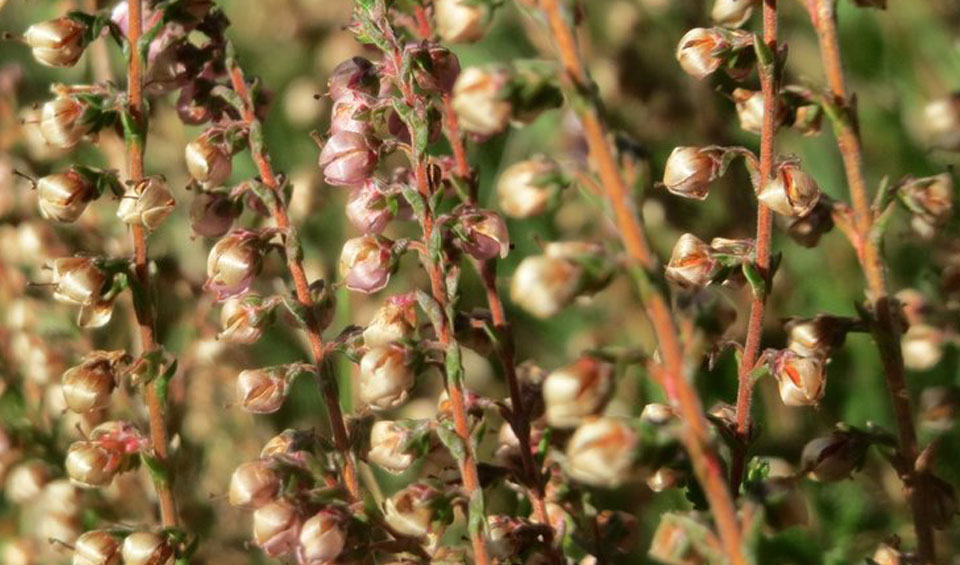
[227,65,361,501]
[804,0,934,561]
[536,1,745,562]
[125,0,178,529]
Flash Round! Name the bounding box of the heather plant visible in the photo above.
[0,1,959,564]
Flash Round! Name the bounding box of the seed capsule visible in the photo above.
[732,88,765,134]
[923,92,960,151]
[72,530,121,565]
[185,134,233,186]
[298,508,348,564]
[36,170,97,223]
[676,28,728,79]
[665,233,719,289]
[40,94,93,148]
[543,357,614,428]
[253,499,302,558]
[61,351,123,413]
[51,257,108,306]
[190,191,237,238]
[206,230,266,299]
[451,66,512,136]
[338,235,394,294]
[318,131,378,187]
[711,0,756,28]
[229,460,280,509]
[384,483,447,539]
[358,345,417,410]
[4,460,49,503]
[770,350,826,407]
[219,294,270,344]
[458,208,510,260]
[435,0,491,43]
[800,430,869,482]
[327,57,379,101]
[510,254,583,318]
[116,177,175,231]
[758,162,821,217]
[662,147,722,200]
[565,418,638,488]
[236,368,288,414]
[496,156,565,218]
[368,420,416,474]
[363,297,416,348]
[901,324,944,372]
[121,532,174,565]
[65,441,120,487]
[24,17,87,68]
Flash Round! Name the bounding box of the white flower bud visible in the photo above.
[369,420,415,473]
[40,479,82,519]
[711,0,756,28]
[40,94,93,148]
[236,368,288,414]
[640,403,677,426]
[770,350,826,407]
[758,162,821,217]
[676,28,727,79]
[901,324,944,371]
[363,299,416,347]
[36,170,97,223]
[38,511,81,546]
[647,467,684,492]
[543,357,613,428]
[229,459,280,509]
[206,230,265,299]
[510,254,582,318]
[116,177,175,231]
[4,460,49,503]
[383,484,446,539]
[435,0,491,43]
[24,17,87,67]
[923,93,960,151]
[565,418,637,488]
[73,530,121,565]
[298,508,347,564]
[65,441,121,487]
[359,345,417,410]
[496,157,564,218]
[732,88,764,134]
[662,147,721,200]
[452,66,512,136]
[185,135,233,186]
[121,532,174,565]
[665,233,719,289]
[50,257,108,306]
[253,499,301,558]
[61,352,121,413]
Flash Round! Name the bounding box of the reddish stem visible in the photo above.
[227,66,361,501]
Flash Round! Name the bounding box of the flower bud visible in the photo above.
[662,147,722,200]
[647,467,685,492]
[543,357,614,428]
[649,514,709,564]
[185,134,233,187]
[40,94,94,148]
[24,17,87,67]
[458,208,510,260]
[565,418,638,488]
[732,88,765,134]
[640,403,677,426]
[785,315,850,359]
[384,484,448,539]
[676,28,728,79]
[780,199,833,247]
[318,131,379,187]
[870,544,910,565]
[901,324,944,371]
[36,169,98,223]
[359,344,417,410]
[770,350,826,407]
[121,532,174,565]
[452,66,512,136]
[899,174,953,228]
[330,91,376,136]
[409,43,461,94]
[369,420,418,474]
[346,180,396,234]
[41,478,82,518]
[338,235,395,294]
[253,499,302,558]
[923,93,960,151]
[39,511,81,547]
[487,516,538,560]
[219,294,271,343]
[65,441,120,487]
[800,429,869,482]
[51,257,108,306]
[711,0,756,28]
[116,177,175,231]
[665,233,719,289]
[327,57,379,100]
[73,530,122,565]
[758,162,821,217]
[61,351,124,413]
[4,460,49,503]
[190,191,237,238]
[435,0,492,43]
[229,459,280,508]
[363,297,416,347]
[236,368,288,414]
[206,229,266,299]
[298,508,348,564]
[496,156,565,218]
[919,386,959,431]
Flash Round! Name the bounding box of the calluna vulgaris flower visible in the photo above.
[236,367,288,414]
[543,356,614,428]
[229,459,280,509]
[434,0,492,43]
[72,530,121,565]
[338,235,395,293]
[190,190,237,238]
[676,27,729,80]
[253,499,301,558]
[36,169,98,223]
[665,233,719,289]
[24,17,87,68]
[758,161,821,217]
[711,0,757,28]
[121,532,174,565]
[298,508,348,564]
[116,177,175,231]
[384,483,448,539]
[801,429,869,482]
[496,155,566,218]
[451,66,512,136]
[769,349,826,407]
[359,344,417,410]
[185,133,233,187]
[363,296,416,347]
[565,417,638,488]
[901,323,944,371]
[662,146,722,200]
[61,350,125,413]
[206,229,267,299]
[40,93,94,148]
[732,87,765,134]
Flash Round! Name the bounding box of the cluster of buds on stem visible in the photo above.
[65,421,145,488]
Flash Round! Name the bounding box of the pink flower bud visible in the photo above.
[50,257,108,306]
[901,324,944,371]
[496,156,565,218]
[190,190,236,238]
[116,177,175,231]
[205,229,266,299]
[451,66,512,136]
[434,0,492,43]
[408,43,461,94]
[327,57,379,101]
[229,459,280,509]
[61,351,125,413]
[73,530,122,565]
[458,208,510,260]
[345,180,396,234]
[363,297,416,347]
[330,91,377,135]
[758,162,821,217]
[24,17,87,68]
[236,368,288,414]
[253,499,302,558]
[676,28,728,79]
[121,532,174,565]
[36,169,97,223]
[359,344,417,410]
[543,357,614,428]
[800,429,869,482]
[368,420,416,474]
[219,294,270,343]
[338,235,395,294]
[565,418,638,488]
[923,93,960,151]
[298,508,348,564]
[732,88,765,134]
[770,350,826,407]
[665,233,719,289]
[711,0,756,28]
[318,131,378,187]
[4,460,49,503]
[662,147,722,200]
[40,94,93,148]
[185,133,233,187]
[384,483,448,539]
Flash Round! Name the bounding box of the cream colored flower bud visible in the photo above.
[647,467,684,492]
[640,403,677,426]
[369,420,415,473]
[732,88,764,134]
[219,295,267,344]
[785,315,846,359]
[870,544,904,565]
[435,0,490,43]
[801,431,868,482]
[62,354,119,413]
[206,230,265,299]
[37,170,97,223]
[229,460,280,509]
[770,350,826,407]
[901,324,944,371]
[565,418,637,488]
[543,357,613,428]
[359,345,416,410]
[649,515,708,564]
[496,157,564,218]
[384,484,445,539]
[253,499,301,558]
[116,177,175,231]
[662,146,721,200]
[676,28,727,79]
[758,162,821,217]
[51,257,108,306]
[299,508,347,564]
[923,93,960,151]
[236,368,288,414]
[73,530,121,565]
[363,299,416,347]
[121,532,174,565]
[4,460,49,503]
[452,66,512,136]
[40,95,92,148]
[65,442,118,487]
[510,254,582,318]
[665,233,719,289]
[38,511,81,546]
[711,0,756,28]
[185,135,233,186]
[25,17,87,67]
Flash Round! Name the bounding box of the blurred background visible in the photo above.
[1,0,959,563]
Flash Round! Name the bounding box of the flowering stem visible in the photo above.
[731,0,778,493]
[125,0,178,529]
[536,1,745,562]
[226,64,361,501]
[803,0,934,561]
